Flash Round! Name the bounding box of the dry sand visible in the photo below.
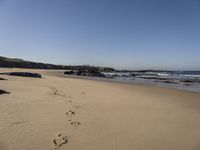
[0,68,200,150]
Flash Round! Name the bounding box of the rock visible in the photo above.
[162,80,178,84]
[181,79,200,83]
[75,69,105,77]
[75,70,84,76]
[0,77,7,80]
[0,72,42,78]
[112,74,119,78]
[105,74,118,78]
[87,70,105,77]
[139,77,168,80]
[0,89,10,95]
[121,75,129,77]
[64,70,75,75]
[181,80,193,83]
[130,73,137,77]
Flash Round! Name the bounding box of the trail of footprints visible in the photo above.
[51,87,83,149]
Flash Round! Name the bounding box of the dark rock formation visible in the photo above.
[105,74,119,78]
[64,71,75,75]
[112,74,119,78]
[0,89,10,95]
[181,80,193,83]
[75,70,84,76]
[121,75,129,77]
[154,80,178,84]
[139,77,168,80]
[75,69,105,77]
[0,77,7,80]
[181,79,200,83]
[162,81,178,84]
[0,72,42,78]
[130,73,137,77]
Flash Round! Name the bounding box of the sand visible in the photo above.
[0,68,200,150]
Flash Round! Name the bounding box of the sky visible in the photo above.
[0,0,200,70]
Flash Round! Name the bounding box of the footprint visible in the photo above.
[48,86,66,97]
[81,91,86,95]
[53,133,68,149]
[65,99,72,103]
[53,90,66,97]
[66,110,75,115]
[10,121,26,126]
[72,105,80,109]
[68,120,81,128]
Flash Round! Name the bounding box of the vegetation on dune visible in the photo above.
[0,56,115,72]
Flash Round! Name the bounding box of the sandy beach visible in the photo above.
[0,68,200,150]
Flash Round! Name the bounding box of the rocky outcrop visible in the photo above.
[139,77,168,80]
[0,72,42,78]
[0,77,7,80]
[0,89,10,95]
[162,80,178,84]
[75,70,105,77]
[64,71,75,75]
[130,73,137,77]
[181,79,200,83]
[64,69,105,77]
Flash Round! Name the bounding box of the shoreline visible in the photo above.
[0,68,200,94]
[1,67,200,94]
[45,69,200,94]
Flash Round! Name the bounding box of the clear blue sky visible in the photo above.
[0,0,200,70]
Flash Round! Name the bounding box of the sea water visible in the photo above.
[102,71,200,93]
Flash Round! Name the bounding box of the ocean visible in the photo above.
[102,71,200,93]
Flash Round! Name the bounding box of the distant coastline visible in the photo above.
[1,56,200,93]
[1,56,199,72]
[0,56,115,72]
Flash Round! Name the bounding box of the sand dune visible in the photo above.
[0,68,200,150]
